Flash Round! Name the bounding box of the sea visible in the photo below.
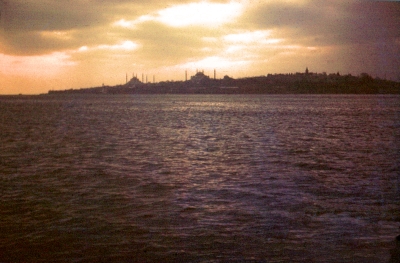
[0,94,399,263]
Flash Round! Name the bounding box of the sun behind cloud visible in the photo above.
[156,1,243,27]
[113,1,244,29]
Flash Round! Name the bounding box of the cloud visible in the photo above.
[239,0,400,46]
[112,20,232,68]
[0,0,242,56]
[233,0,400,78]
[155,1,243,27]
[223,30,281,45]
[97,40,139,51]
[112,1,244,28]
[1,1,107,32]
[0,0,108,55]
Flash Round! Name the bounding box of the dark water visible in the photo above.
[0,94,399,262]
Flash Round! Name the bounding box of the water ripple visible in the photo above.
[0,94,399,262]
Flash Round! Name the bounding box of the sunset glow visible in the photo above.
[0,53,75,76]
[0,0,399,94]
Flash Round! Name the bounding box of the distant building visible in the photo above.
[126,76,142,87]
[190,71,211,85]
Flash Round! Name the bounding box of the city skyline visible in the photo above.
[1,0,399,94]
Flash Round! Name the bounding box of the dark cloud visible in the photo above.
[0,31,69,55]
[2,0,398,55]
[0,0,114,55]
[230,0,399,80]
[0,0,207,55]
[240,1,400,46]
[1,1,107,32]
[345,2,400,42]
[0,0,198,32]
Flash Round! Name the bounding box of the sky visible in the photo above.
[0,0,399,94]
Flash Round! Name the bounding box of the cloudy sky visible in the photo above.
[0,0,399,94]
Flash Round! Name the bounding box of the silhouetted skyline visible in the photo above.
[49,69,400,95]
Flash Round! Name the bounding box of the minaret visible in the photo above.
[214,69,216,79]
[185,70,187,81]
[126,73,128,84]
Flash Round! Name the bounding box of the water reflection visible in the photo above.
[0,95,399,262]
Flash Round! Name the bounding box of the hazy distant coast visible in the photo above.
[48,70,400,95]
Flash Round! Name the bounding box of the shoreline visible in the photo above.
[47,72,400,95]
